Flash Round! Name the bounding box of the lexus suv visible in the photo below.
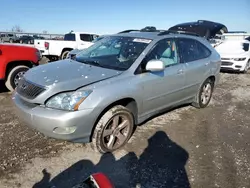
[13,28,221,153]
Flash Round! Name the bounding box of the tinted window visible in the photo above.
[8,34,14,37]
[144,39,179,67]
[243,43,249,51]
[178,38,210,63]
[196,41,211,59]
[80,34,93,42]
[64,34,76,41]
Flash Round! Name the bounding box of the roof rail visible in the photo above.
[158,30,201,37]
[117,29,140,34]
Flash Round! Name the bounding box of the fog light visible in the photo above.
[53,126,76,134]
[235,65,242,68]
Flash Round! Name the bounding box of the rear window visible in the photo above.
[64,34,76,41]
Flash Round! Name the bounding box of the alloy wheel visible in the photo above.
[14,71,25,87]
[101,114,131,150]
[201,83,212,105]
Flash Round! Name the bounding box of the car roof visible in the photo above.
[113,32,161,39]
[112,31,205,42]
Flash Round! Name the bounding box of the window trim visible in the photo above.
[177,37,212,64]
[134,37,180,74]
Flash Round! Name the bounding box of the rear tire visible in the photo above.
[91,105,134,153]
[192,78,214,108]
[5,65,29,91]
[61,51,70,60]
[243,60,250,74]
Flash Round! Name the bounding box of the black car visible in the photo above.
[19,35,34,44]
[168,20,228,40]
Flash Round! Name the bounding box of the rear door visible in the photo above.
[177,38,212,98]
[78,34,95,49]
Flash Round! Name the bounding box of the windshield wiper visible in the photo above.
[77,59,104,67]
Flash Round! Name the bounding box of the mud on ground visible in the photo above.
[0,72,250,188]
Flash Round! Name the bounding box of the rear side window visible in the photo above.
[80,34,93,42]
[243,43,249,51]
[196,40,211,59]
[177,38,211,63]
[64,34,76,41]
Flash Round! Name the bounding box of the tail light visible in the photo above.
[44,42,49,50]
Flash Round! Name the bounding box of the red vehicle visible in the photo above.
[78,173,114,188]
[0,44,41,91]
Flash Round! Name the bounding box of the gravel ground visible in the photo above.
[0,71,250,188]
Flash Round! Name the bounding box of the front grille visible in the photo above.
[221,58,231,61]
[221,61,233,66]
[16,79,46,99]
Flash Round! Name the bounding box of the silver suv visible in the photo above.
[13,29,221,153]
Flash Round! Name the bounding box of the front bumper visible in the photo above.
[12,92,97,143]
[220,59,247,72]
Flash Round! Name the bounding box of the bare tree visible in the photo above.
[11,25,23,33]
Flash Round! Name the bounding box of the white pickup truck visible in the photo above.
[34,31,99,61]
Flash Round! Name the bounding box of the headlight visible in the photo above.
[234,58,246,61]
[45,90,92,111]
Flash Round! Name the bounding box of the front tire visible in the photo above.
[5,65,29,91]
[91,105,134,153]
[243,60,250,74]
[192,78,214,108]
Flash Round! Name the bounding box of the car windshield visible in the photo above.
[75,36,151,71]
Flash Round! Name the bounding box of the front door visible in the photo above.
[138,38,186,116]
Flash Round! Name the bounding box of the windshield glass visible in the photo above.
[75,36,151,70]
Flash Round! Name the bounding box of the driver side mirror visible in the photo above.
[146,59,165,72]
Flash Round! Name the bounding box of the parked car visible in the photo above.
[19,35,35,44]
[0,44,41,91]
[33,35,45,40]
[215,39,250,73]
[13,28,221,153]
[168,20,228,46]
[0,33,19,43]
[34,31,99,61]
[66,35,109,60]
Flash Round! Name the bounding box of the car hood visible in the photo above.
[24,59,122,91]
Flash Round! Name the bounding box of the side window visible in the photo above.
[177,38,199,63]
[243,43,249,52]
[196,41,211,59]
[80,34,92,42]
[144,39,179,67]
[178,38,211,63]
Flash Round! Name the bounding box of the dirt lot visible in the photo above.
[0,71,250,188]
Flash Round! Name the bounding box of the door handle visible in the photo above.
[177,69,184,74]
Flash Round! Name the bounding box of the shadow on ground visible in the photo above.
[33,131,190,188]
[0,81,9,93]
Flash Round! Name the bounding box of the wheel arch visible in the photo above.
[5,60,34,79]
[90,97,138,142]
